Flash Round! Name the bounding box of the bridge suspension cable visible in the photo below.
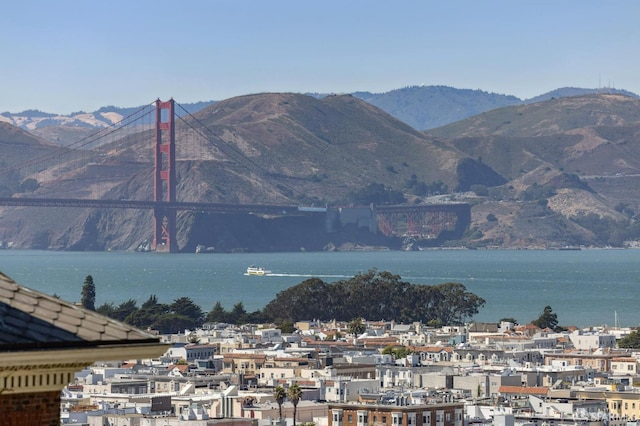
[0,102,156,177]
[174,102,302,196]
[173,102,270,175]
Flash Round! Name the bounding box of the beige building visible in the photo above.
[543,351,615,372]
[328,401,464,426]
[611,357,639,376]
[574,389,640,421]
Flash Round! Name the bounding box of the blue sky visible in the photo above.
[2,1,639,114]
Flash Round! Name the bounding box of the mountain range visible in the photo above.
[3,86,636,136]
[1,86,640,251]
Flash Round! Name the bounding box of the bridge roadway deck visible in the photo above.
[0,197,469,217]
[0,197,319,215]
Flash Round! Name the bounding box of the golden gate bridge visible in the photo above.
[0,99,469,252]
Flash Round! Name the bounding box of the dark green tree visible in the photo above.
[261,270,484,325]
[431,282,486,325]
[287,383,303,426]
[228,302,248,325]
[276,320,296,334]
[262,278,331,322]
[152,314,197,334]
[81,275,96,311]
[17,178,39,193]
[96,302,116,317]
[381,345,396,355]
[171,297,204,325]
[246,309,267,324]
[618,329,640,349]
[111,299,139,322]
[274,385,286,420]
[125,295,168,329]
[394,346,413,359]
[206,301,228,323]
[531,305,559,330]
[381,345,412,360]
[347,182,406,205]
[348,317,366,336]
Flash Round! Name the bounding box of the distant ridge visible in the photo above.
[346,86,638,130]
[524,87,638,104]
[1,86,637,135]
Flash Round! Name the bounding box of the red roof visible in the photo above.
[499,386,549,396]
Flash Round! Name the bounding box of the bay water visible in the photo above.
[0,249,638,328]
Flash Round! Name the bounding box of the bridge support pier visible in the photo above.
[153,207,176,253]
[151,99,178,253]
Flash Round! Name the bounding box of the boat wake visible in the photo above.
[249,273,351,278]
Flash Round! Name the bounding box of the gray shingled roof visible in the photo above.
[0,272,159,347]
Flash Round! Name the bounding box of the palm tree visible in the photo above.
[287,383,303,426]
[274,385,286,420]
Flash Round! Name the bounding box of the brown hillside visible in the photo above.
[428,94,640,248]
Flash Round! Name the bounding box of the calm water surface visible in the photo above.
[0,249,638,328]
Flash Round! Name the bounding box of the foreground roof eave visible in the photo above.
[0,341,169,368]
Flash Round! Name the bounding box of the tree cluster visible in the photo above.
[345,183,406,205]
[531,305,565,332]
[571,212,640,247]
[404,174,448,196]
[262,269,485,325]
[618,329,640,349]
[90,270,485,332]
[97,295,205,334]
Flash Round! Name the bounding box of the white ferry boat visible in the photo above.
[246,266,271,276]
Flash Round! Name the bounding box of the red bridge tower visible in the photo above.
[151,99,178,252]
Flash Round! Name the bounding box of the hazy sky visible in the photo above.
[2,0,638,114]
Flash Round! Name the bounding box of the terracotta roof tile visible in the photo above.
[11,300,36,314]
[60,305,86,319]
[33,304,59,320]
[75,328,103,341]
[38,298,63,313]
[0,286,16,299]
[102,327,130,341]
[0,272,159,346]
[13,290,39,306]
[81,319,107,334]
